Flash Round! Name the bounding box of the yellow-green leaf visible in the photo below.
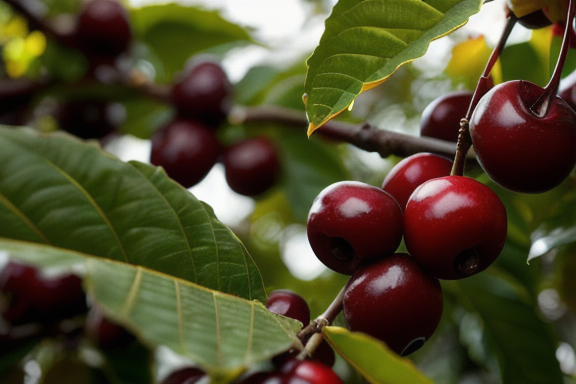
[323,326,434,384]
[304,0,484,135]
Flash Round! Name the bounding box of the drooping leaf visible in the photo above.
[449,271,563,384]
[0,240,302,384]
[323,326,434,384]
[130,3,254,81]
[304,0,484,134]
[0,126,265,301]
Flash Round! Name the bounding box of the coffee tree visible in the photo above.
[1,0,576,383]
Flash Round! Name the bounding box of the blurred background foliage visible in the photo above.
[1,0,576,383]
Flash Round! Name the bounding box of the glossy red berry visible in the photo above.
[266,289,310,327]
[381,153,453,211]
[279,359,343,384]
[150,118,222,188]
[0,261,86,325]
[343,253,443,356]
[404,176,507,280]
[160,367,206,384]
[76,0,132,57]
[224,137,280,196]
[420,91,473,143]
[307,181,403,275]
[171,58,232,125]
[86,307,135,350]
[469,80,576,193]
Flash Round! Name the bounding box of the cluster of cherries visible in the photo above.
[158,289,342,384]
[1,0,282,197]
[150,57,281,197]
[0,260,135,358]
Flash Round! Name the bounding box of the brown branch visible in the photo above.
[231,105,475,160]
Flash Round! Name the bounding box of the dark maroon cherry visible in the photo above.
[470,80,576,193]
[0,261,86,325]
[343,253,443,356]
[307,181,403,275]
[404,176,507,280]
[420,91,473,143]
[279,359,343,384]
[76,0,132,57]
[381,153,453,211]
[86,307,135,350]
[224,137,280,197]
[55,100,123,140]
[160,367,206,384]
[267,289,310,327]
[150,118,222,188]
[171,58,232,125]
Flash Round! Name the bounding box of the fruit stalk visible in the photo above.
[451,13,517,176]
[297,286,345,343]
[532,0,576,117]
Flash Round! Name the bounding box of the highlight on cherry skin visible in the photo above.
[306,181,403,275]
[403,176,507,280]
[266,289,310,328]
[381,152,453,211]
[419,90,473,143]
[343,253,443,356]
[469,80,576,194]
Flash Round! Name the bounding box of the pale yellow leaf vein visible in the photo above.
[45,159,130,263]
[120,267,143,318]
[213,293,222,365]
[0,192,50,244]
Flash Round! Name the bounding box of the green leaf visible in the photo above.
[323,326,434,384]
[450,272,563,384]
[304,0,483,133]
[0,126,265,301]
[130,3,254,81]
[0,240,303,383]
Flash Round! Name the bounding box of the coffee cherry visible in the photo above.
[307,181,403,275]
[86,307,135,350]
[343,253,442,356]
[171,58,232,125]
[404,176,507,280]
[0,261,87,325]
[420,91,473,143]
[224,137,280,197]
[55,100,124,140]
[160,367,206,384]
[76,0,132,57]
[279,359,343,384]
[150,118,222,188]
[469,80,576,193]
[267,290,310,327]
[381,153,453,211]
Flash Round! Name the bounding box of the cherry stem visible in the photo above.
[297,285,345,343]
[532,0,576,117]
[450,13,517,177]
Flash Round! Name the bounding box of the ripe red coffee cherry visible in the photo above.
[307,181,403,275]
[0,261,86,325]
[86,307,135,350]
[343,253,442,356]
[420,91,473,143]
[267,289,310,327]
[469,80,576,193]
[150,118,222,188]
[381,153,453,211]
[171,58,232,125]
[404,176,507,280]
[160,367,205,384]
[76,0,132,57]
[224,137,280,197]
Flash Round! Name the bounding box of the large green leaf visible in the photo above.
[304,0,483,134]
[324,326,434,384]
[130,3,254,81]
[0,239,302,384]
[449,272,563,384]
[0,126,265,301]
